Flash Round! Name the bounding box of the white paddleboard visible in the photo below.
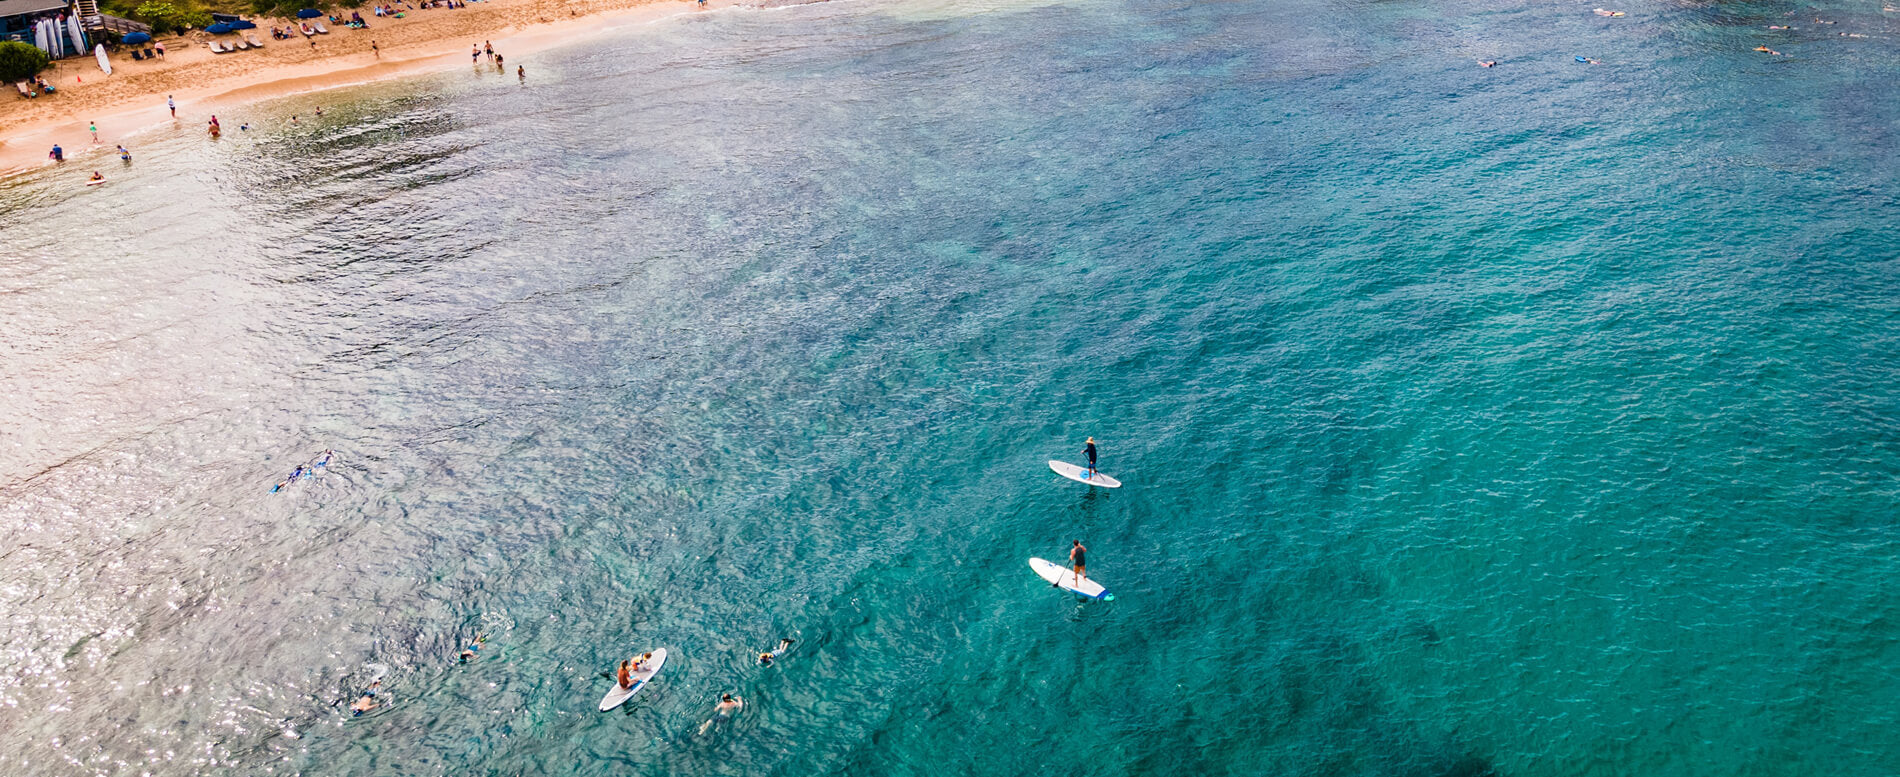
[1048,460,1121,488]
[95,43,110,75]
[1030,557,1112,600]
[85,179,106,186]
[599,648,667,711]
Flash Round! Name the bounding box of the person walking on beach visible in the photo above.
[517,65,525,82]
[494,53,503,70]
[1083,436,1098,477]
[371,40,379,58]
[167,95,176,117]
[483,40,492,59]
[50,144,63,162]
[471,43,480,62]
[89,122,98,143]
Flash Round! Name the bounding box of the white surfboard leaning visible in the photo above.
[1030,557,1113,600]
[1048,460,1121,488]
[598,648,668,711]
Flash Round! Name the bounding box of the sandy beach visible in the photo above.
[0,0,711,174]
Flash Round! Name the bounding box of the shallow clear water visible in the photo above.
[4,0,1900,774]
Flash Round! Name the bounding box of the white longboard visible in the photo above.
[1049,460,1121,488]
[599,648,667,711]
[1030,558,1112,600]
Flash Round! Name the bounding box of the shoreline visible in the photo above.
[0,0,718,176]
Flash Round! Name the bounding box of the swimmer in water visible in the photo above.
[698,694,743,734]
[458,633,486,663]
[117,145,130,161]
[757,638,795,666]
[88,171,104,182]
[350,682,381,715]
[1479,60,1496,67]
[1754,45,1782,55]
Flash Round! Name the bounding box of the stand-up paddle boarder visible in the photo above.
[1068,540,1087,586]
[1083,437,1098,477]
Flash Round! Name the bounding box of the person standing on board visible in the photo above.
[1082,437,1098,477]
[1069,540,1087,585]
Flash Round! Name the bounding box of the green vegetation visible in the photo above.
[97,0,331,33]
[247,0,331,19]
[0,40,51,81]
[99,0,212,33]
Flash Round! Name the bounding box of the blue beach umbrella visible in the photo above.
[229,20,256,29]
[295,8,322,18]
[122,31,151,44]
[204,22,233,33]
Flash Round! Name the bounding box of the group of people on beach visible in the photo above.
[471,40,522,79]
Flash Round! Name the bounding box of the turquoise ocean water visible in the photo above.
[4,0,1900,773]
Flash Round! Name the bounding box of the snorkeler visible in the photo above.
[758,638,795,666]
[459,633,487,663]
[350,682,381,716]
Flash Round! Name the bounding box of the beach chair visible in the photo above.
[246,34,264,47]
[131,49,144,60]
[212,40,229,53]
[231,38,248,50]
[313,21,330,33]
[15,81,30,99]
